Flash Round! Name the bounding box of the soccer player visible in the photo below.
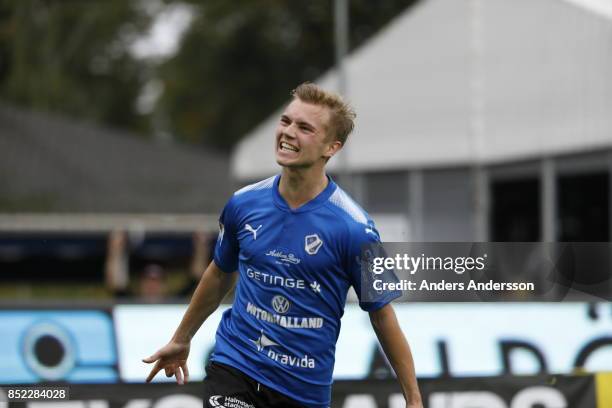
[143,83,423,408]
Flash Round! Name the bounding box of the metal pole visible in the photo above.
[334,0,352,192]
[408,170,424,241]
[469,0,488,241]
[541,157,557,242]
[334,0,349,97]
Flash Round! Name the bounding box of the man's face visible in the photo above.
[275,98,340,168]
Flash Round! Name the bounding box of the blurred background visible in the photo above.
[0,0,611,407]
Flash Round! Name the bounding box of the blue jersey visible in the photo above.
[211,175,398,407]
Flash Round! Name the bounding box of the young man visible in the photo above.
[143,83,423,408]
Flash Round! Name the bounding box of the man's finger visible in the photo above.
[165,367,173,377]
[181,363,190,383]
[142,352,160,364]
[175,367,184,385]
[145,362,162,383]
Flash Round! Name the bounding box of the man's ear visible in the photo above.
[323,140,343,160]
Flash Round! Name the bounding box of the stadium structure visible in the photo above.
[232,0,612,244]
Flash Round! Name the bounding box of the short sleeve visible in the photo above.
[346,220,401,312]
[213,196,240,273]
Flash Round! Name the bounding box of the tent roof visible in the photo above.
[232,0,612,181]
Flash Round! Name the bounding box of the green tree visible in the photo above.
[0,0,419,150]
[156,0,420,151]
[0,0,152,132]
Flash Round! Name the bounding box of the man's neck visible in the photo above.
[279,166,329,209]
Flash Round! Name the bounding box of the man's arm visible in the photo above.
[143,260,237,384]
[369,304,423,408]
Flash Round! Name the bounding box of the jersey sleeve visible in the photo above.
[213,196,240,273]
[346,220,401,312]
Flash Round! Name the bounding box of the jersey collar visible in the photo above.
[272,174,337,213]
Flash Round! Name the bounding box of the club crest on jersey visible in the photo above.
[304,234,323,255]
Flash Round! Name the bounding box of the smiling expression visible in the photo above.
[275,98,340,169]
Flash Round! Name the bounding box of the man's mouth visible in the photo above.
[279,141,300,153]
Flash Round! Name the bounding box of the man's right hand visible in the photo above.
[141,261,236,385]
[142,340,190,384]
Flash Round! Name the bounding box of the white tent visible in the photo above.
[232,0,612,181]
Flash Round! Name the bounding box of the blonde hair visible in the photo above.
[291,82,356,145]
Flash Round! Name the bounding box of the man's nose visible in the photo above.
[283,124,297,139]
